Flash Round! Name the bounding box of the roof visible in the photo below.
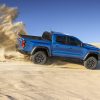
[51,31,65,35]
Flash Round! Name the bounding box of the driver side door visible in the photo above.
[67,36,87,59]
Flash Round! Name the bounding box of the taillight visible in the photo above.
[22,40,26,48]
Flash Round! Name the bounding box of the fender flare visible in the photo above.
[84,52,99,60]
[31,46,51,56]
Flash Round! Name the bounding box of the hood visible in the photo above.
[83,43,100,51]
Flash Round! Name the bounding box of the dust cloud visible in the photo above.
[0,4,27,61]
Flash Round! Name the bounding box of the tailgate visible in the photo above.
[16,37,25,50]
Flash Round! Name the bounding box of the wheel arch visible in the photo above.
[84,52,98,61]
[31,46,51,57]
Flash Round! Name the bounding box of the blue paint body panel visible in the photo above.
[17,32,100,61]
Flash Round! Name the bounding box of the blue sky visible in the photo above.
[0,0,100,43]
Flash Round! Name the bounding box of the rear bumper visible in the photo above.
[16,44,30,55]
[17,49,30,55]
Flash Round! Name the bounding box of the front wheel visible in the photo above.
[31,51,47,64]
[84,57,98,69]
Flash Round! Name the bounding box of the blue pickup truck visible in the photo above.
[17,31,100,69]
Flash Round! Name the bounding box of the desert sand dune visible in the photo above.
[0,5,100,100]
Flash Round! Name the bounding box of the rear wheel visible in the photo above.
[31,51,47,64]
[84,57,98,69]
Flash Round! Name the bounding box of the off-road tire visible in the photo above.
[84,57,98,69]
[31,51,47,64]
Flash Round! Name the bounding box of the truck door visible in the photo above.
[67,36,87,59]
[52,35,72,57]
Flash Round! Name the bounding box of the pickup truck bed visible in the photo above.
[20,35,42,40]
[20,31,52,41]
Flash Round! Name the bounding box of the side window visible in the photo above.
[56,36,67,44]
[69,37,81,46]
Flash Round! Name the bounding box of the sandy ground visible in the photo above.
[0,59,100,100]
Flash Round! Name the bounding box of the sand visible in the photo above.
[0,60,100,100]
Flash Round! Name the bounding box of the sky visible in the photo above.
[0,0,100,43]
